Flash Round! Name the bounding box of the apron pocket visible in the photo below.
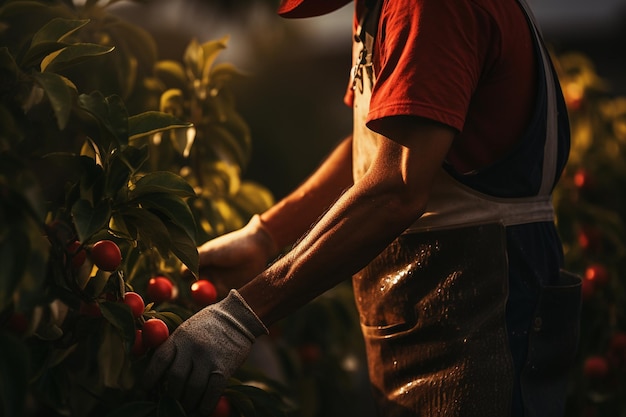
[521,269,582,417]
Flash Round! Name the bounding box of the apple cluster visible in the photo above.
[124,275,219,357]
[63,237,220,357]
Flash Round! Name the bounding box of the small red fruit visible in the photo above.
[123,292,145,319]
[190,279,218,307]
[211,395,231,417]
[147,276,174,304]
[578,227,602,253]
[67,240,87,269]
[584,264,610,287]
[583,355,609,379]
[91,240,122,271]
[573,169,594,191]
[142,318,169,348]
[131,329,147,357]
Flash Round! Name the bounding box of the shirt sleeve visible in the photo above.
[366,0,491,134]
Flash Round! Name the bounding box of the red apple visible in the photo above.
[91,240,122,271]
[190,279,218,307]
[123,292,145,319]
[147,276,174,304]
[142,318,169,348]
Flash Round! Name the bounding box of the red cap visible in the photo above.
[277,0,352,18]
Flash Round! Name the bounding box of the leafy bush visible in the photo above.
[0,1,281,416]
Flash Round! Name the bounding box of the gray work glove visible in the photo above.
[144,289,268,415]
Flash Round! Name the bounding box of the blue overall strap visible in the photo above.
[516,0,558,196]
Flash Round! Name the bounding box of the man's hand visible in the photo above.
[143,290,268,415]
[190,214,279,295]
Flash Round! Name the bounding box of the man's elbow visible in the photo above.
[378,182,430,226]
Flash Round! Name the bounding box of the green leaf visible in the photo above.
[208,197,245,235]
[154,59,187,90]
[107,19,158,76]
[21,41,67,69]
[105,401,157,417]
[128,111,191,141]
[22,18,91,66]
[204,124,250,169]
[130,171,195,199]
[210,62,248,84]
[41,43,114,72]
[226,388,258,417]
[223,111,252,154]
[77,91,112,121]
[182,38,203,81]
[0,334,29,417]
[157,396,187,417]
[31,72,77,130]
[167,127,194,157]
[103,95,129,147]
[83,269,111,298]
[121,144,150,173]
[109,213,137,241]
[119,207,170,257]
[159,88,184,116]
[78,92,129,148]
[71,198,112,243]
[77,157,105,205]
[230,383,292,417]
[231,182,275,217]
[200,36,229,88]
[31,17,90,45]
[100,301,136,344]
[105,150,133,199]
[150,311,184,330]
[98,321,129,389]
[197,160,241,197]
[162,219,199,277]
[135,193,197,242]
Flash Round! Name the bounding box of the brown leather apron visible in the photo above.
[350,1,581,416]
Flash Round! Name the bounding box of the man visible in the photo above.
[145,0,582,416]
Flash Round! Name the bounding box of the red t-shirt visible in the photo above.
[345,0,538,174]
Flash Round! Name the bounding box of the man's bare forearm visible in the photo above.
[242,172,426,326]
[243,117,455,327]
[259,136,354,250]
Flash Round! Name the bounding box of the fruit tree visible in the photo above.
[0,1,286,416]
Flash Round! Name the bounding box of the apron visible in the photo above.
[349,1,582,416]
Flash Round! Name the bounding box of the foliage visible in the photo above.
[0,1,280,416]
[554,52,626,416]
[143,35,274,242]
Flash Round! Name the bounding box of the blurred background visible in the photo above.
[111,0,626,199]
